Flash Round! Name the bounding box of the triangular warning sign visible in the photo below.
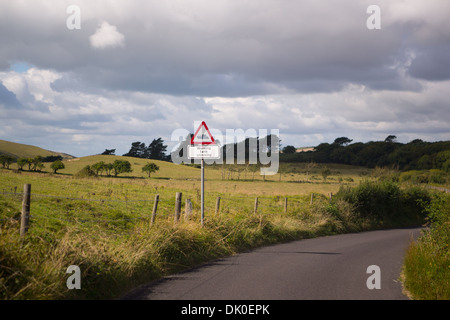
[191,121,215,145]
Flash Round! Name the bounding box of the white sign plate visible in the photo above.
[188,145,220,159]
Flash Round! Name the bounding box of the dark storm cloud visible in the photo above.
[0,0,431,97]
[408,44,450,81]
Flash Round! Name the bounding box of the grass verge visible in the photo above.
[402,192,450,300]
[0,202,336,300]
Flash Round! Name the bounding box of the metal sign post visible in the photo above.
[187,121,219,227]
[201,158,205,226]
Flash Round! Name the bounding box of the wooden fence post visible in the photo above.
[329,192,333,201]
[174,192,182,223]
[20,184,31,237]
[151,194,159,226]
[215,197,221,215]
[254,197,258,215]
[310,193,314,205]
[185,198,193,221]
[284,197,288,213]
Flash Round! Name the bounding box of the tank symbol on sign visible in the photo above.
[191,121,215,145]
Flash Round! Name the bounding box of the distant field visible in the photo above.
[2,154,371,198]
[0,156,372,228]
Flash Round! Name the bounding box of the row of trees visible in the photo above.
[170,133,280,164]
[122,138,168,160]
[105,134,281,164]
[281,136,450,171]
[87,160,160,177]
[90,160,132,177]
[0,154,65,173]
[0,154,160,178]
[99,138,169,161]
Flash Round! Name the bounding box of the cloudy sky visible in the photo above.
[1,0,449,157]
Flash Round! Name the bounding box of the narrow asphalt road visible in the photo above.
[122,228,421,300]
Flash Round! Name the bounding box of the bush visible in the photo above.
[336,181,399,218]
[428,170,447,184]
[74,165,98,179]
[399,169,448,185]
[335,181,430,227]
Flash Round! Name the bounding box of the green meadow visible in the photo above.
[1,155,448,300]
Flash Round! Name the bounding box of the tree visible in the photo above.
[112,160,132,176]
[435,150,450,171]
[104,163,114,176]
[249,164,259,181]
[31,156,44,171]
[101,149,116,155]
[282,145,296,154]
[142,162,159,177]
[17,157,28,171]
[0,154,15,169]
[91,161,106,175]
[50,160,65,173]
[26,158,33,171]
[333,137,353,146]
[123,142,146,158]
[147,138,168,160]
[43,155,63,162]
[417,154,432,170]
[384,135,397,143]
[443,159,450,173]
[35,163,45,171]
[321,168,331,182]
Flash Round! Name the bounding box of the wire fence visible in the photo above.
[0,184,332,237]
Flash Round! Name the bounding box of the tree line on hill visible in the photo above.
[83,160,159,177]
[0,154,66,173]
[0,154,159,177]
[281,136,450,171]
[107,134,279,164]
[170,133,280,164]
[102,137,169,161]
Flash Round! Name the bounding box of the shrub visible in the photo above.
[403,193,450,300]
[335,181,430,227]
[399,169,448,185]
[74,165,98,179]
[428,169,447,184]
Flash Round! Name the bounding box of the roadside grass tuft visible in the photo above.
[402,192,450,300]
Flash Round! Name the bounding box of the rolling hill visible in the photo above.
[0,139,74,159]
[61,154,202,179]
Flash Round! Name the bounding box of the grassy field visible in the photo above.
[4,154,372,194]
[1,156,447,300]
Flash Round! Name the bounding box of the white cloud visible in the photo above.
[89,21,125,49]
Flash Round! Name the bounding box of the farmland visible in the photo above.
[1,155,448,299]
